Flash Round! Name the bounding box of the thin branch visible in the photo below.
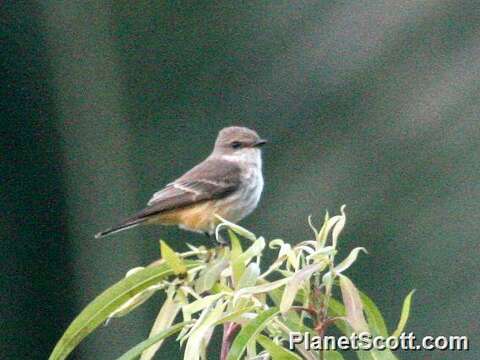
[220,322,241,360]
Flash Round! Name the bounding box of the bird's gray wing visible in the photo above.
[95,158,241,238]
[139,158,242,218]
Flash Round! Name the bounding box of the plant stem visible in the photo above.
[220,322,240,360]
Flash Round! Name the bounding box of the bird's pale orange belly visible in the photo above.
[146,201,224,233]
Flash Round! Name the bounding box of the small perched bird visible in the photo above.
[95,126,266,241]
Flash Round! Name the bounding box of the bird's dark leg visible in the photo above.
[204,231,228,247]
[204,232,213,245]
[204,232,219,247]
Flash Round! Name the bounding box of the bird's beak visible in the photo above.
[253,139,268,147]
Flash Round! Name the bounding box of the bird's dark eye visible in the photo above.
[231,141,242,149]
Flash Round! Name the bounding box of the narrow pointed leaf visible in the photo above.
[328,298,397,360]
[357,349,399,360]
[319,213,342,248]
[195,256,229,294]
[272,321,317,360]
[307,246,336,257]
[326,297,351,335]
[229,229,245,285]
[339,275,369,333]
[335,247,367,274]
[183,293,224,322]
[269,239,285,249]
[359,292,388,337]
[235,277,290,299]
[160,240,187,275]
[391,290,415,338]
[316,211,330,247]
[331,205,346,248]
[238,263,260,289]
[214,306,256,325]
[140,296,181,360]
[280,262,325,314]
[49,261,199,360]
[323,247,367,285]
[237,237,265,264]
[267,287,314,336]
[184,300,227,360]
[116,322,187,360]
[323,248,367,284]
[216,215,256,241]
[107,276,162,320]
[227,308,280,360]
[307,215,319,239]
[324,351,345,360]
[257,334,302,360]
[108,267,153,320]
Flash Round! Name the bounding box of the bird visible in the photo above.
[95,126,267,242]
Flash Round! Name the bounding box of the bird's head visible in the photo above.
[213,126,267,161]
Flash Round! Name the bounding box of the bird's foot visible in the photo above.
[216,233,229,246]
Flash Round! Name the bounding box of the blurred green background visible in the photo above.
[1,1,479,359]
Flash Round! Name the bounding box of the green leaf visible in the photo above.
[360,292,389,337]
[107,268,162,320]
[316,211,330,248]
[237,263,260,289]
[229,229,245,286]
[333,247,367,274]
[140,294,181,360]
[268,286,315,336]
[356,349,398,360]
[322,247,367,285]
[49,261,199,360]
[235,277,290,300]
[215,215,256,241]
[339,275,369,333]
[391,290,415,338]
[195,256,229,294]
[116,322,187,360]
[256,334,302,360]
[270,321,318,360]
[280,262,325,314]
[326,297,350,335]
[184,299,227,360]
[227,307,280,360]
[326,297,345,317]
[324,351,345,360]
[214,305,256,325]
[331,205,346,248]
[229,229,241,255]
[307,215,319,239]
[160,240,187,275]
[211,282,233,294]
[318,212,343,248]
[328,297,398,360]
[328,296,398,360]
[237,237,265,264]
[183,293,224,322]
[306,246,336,263]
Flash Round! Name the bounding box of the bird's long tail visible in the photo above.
[95,217,147,239]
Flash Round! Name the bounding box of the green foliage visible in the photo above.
[227,308,281,360]
[50,207,414,360]
[391,290,416,339]
[117,322,188,360]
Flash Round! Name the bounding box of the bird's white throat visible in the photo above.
[219,148,262,168]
